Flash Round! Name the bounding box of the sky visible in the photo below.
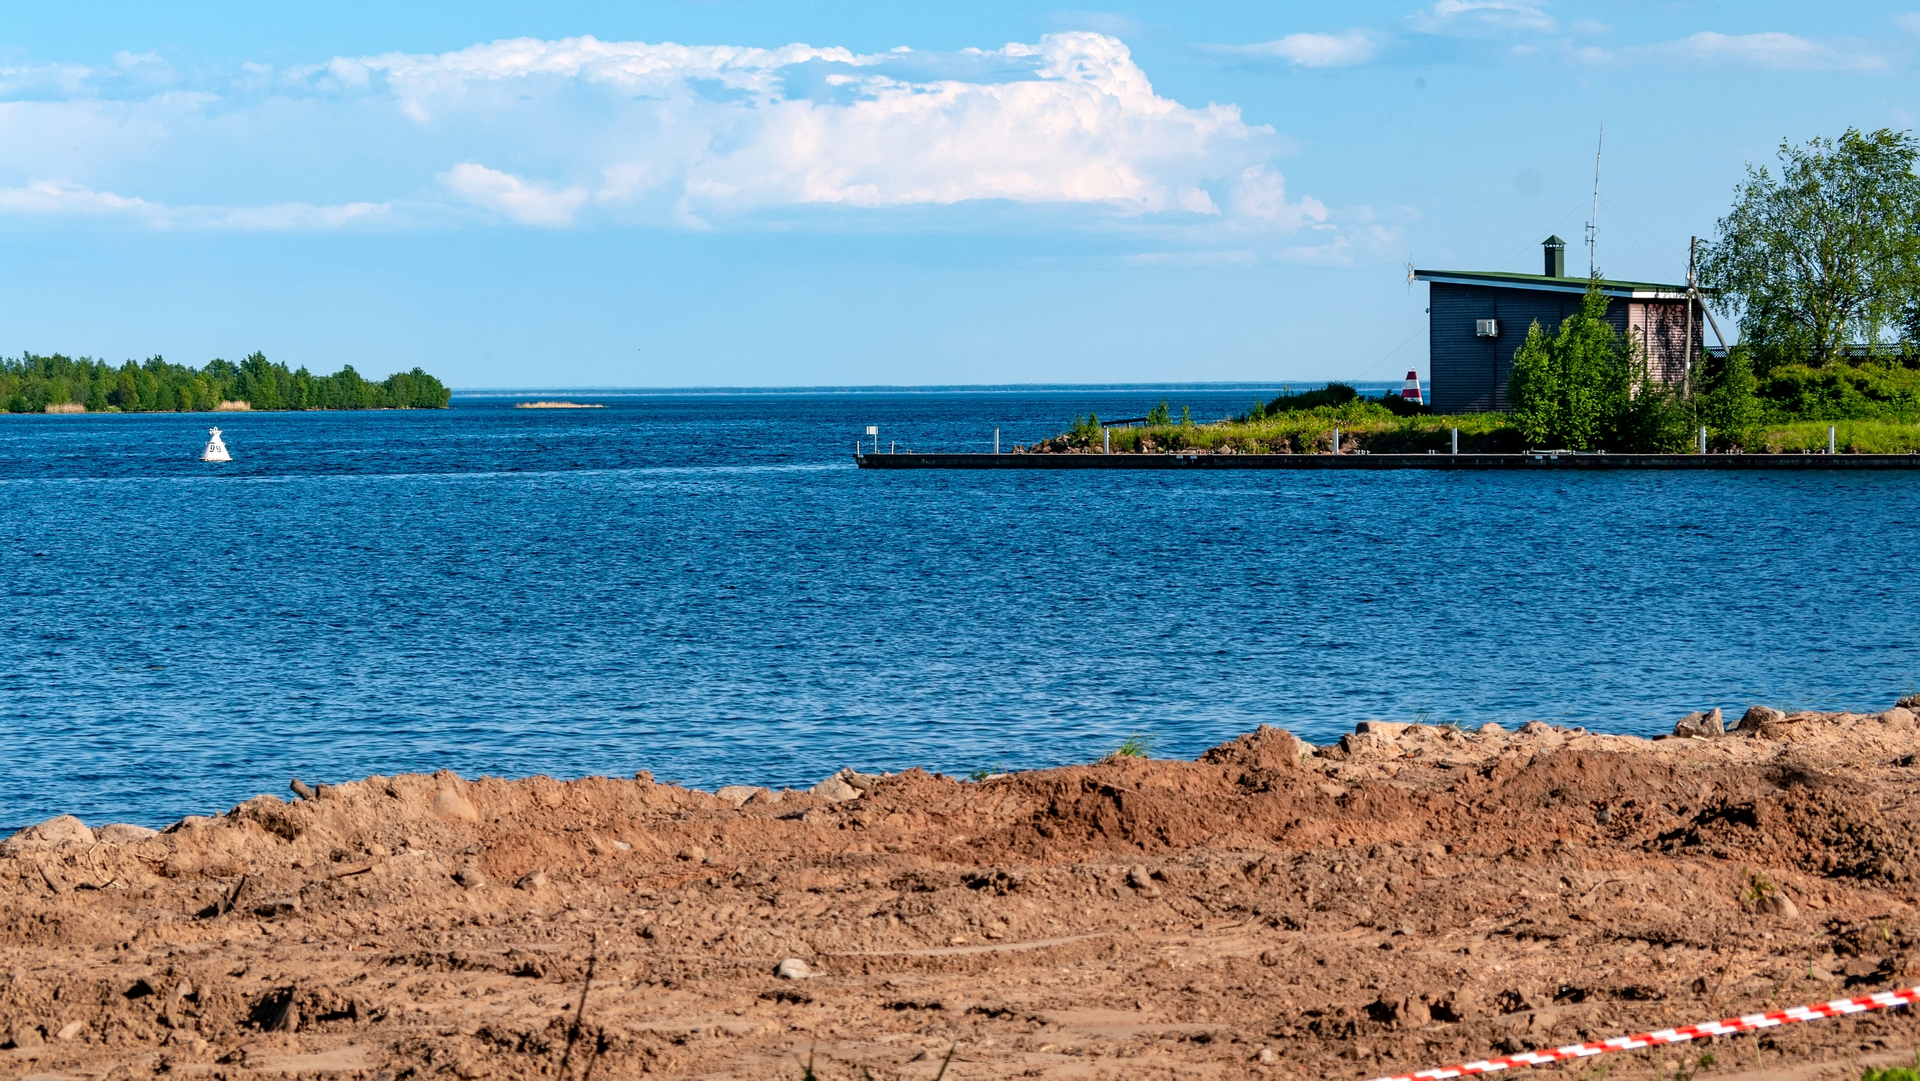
[1,1,1914,388]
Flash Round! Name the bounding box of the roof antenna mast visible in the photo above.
[1585,121,1603,276]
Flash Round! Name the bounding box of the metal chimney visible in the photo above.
[1543,235,1567,277]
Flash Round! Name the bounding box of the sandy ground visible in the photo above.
[7,700,1920,1081]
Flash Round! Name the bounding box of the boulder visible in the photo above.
[1126,865,1162,899]
[1899,694,1920,710]
[810,776,860,802]
[431,789,480,823]
[1734,706,1786,737]
[716,785,767,807]
[97,823,159,845]
[1878,707,1917,731]
[1355,721,1409,738]
[1755,892,1799,919]
[1334,730,1400,761]
[774,958,817,980]
[1672,708,1724,739]
[454,867,488,889]
[1,815,93,855]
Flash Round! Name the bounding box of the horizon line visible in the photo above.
[449,379,1421,396]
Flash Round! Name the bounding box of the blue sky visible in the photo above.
[1,1,1913,388]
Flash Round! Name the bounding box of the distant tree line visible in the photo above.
[1,352,450,414]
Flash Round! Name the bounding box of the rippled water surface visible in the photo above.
[4,389,1917,828]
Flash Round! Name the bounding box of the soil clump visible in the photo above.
[7,705,1920,1079]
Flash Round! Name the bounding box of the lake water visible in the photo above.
[4,388,1917,829]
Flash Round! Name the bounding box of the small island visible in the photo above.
[1,351,450,414]
[513,401,605,409]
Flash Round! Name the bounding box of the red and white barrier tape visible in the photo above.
[1368,986,1920,1081]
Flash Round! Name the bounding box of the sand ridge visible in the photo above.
[4,702,1920,1079]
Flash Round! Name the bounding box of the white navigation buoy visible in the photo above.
[201,427,232,462]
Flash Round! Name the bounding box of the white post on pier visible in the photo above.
[1332,427,1340,455]
[1451,428,1458,455]
[1699,426,1707,454]
[1829,426,1837,455]
[866,425,879,455]
[1103,427,1110,454]
[994,428,1000,454]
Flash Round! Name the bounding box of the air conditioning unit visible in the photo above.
[1476,319,1500,338]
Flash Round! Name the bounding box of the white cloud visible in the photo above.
[1229,166,1327,228]
[1897,13,1920,35]
[0,32,1345,240]
[440,163,589,226]
[360,33,1279,223]
[0,179,389,230]
[1629,31,1885,72]
[1410,1,1556,36]
[1227,31,1380,68]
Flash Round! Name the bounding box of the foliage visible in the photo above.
[1068,412,1103,446]
[1,351,451,414]
[1756,356,1920,420]
[1506,277,1631,449]
[1861,1066,1920,1081]
[1146,400,1171,425]
[1374,389,1432,417]
[1104,734,1154,762]
[1697,346,1766,448]
[1260,382,1357,415]
[1698,128,1920,367]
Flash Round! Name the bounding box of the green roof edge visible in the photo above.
[1413,268,1693,293]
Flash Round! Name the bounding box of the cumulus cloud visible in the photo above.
[1229,166,1327,228]
[366,33,1275,222]
[0,179,389,230]
[440,163,589,226]
[0,31,1340,239]
[1628,31,1885,72]
[1221,31,1380,68]
[1409,1,1556,36]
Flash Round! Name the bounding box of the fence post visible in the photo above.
[1332,427,1340,455]
[1451,427,1458,455]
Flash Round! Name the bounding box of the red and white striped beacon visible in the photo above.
[1401,369,1425,406]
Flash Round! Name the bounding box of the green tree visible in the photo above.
[1699,346,1765,448]
[1699,128,1920,367]
[1506,277,1629,450]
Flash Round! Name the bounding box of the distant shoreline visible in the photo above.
[513,401,606,409]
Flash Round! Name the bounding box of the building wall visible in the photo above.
[1428,284,1608,413]
[1627,300,1705,389]
[1428,283,1699,413]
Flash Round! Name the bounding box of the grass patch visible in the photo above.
[1755,419,1920,453]
[1029,403,1920,455]
[1103,734,1154,763]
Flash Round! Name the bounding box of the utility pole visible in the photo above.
[1684,236,1697,398]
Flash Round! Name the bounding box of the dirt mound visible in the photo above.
[5,702,1920,1079]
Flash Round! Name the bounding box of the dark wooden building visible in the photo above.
[1414,237,1704,413]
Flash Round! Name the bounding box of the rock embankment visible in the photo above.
[6,698,1920,1079]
